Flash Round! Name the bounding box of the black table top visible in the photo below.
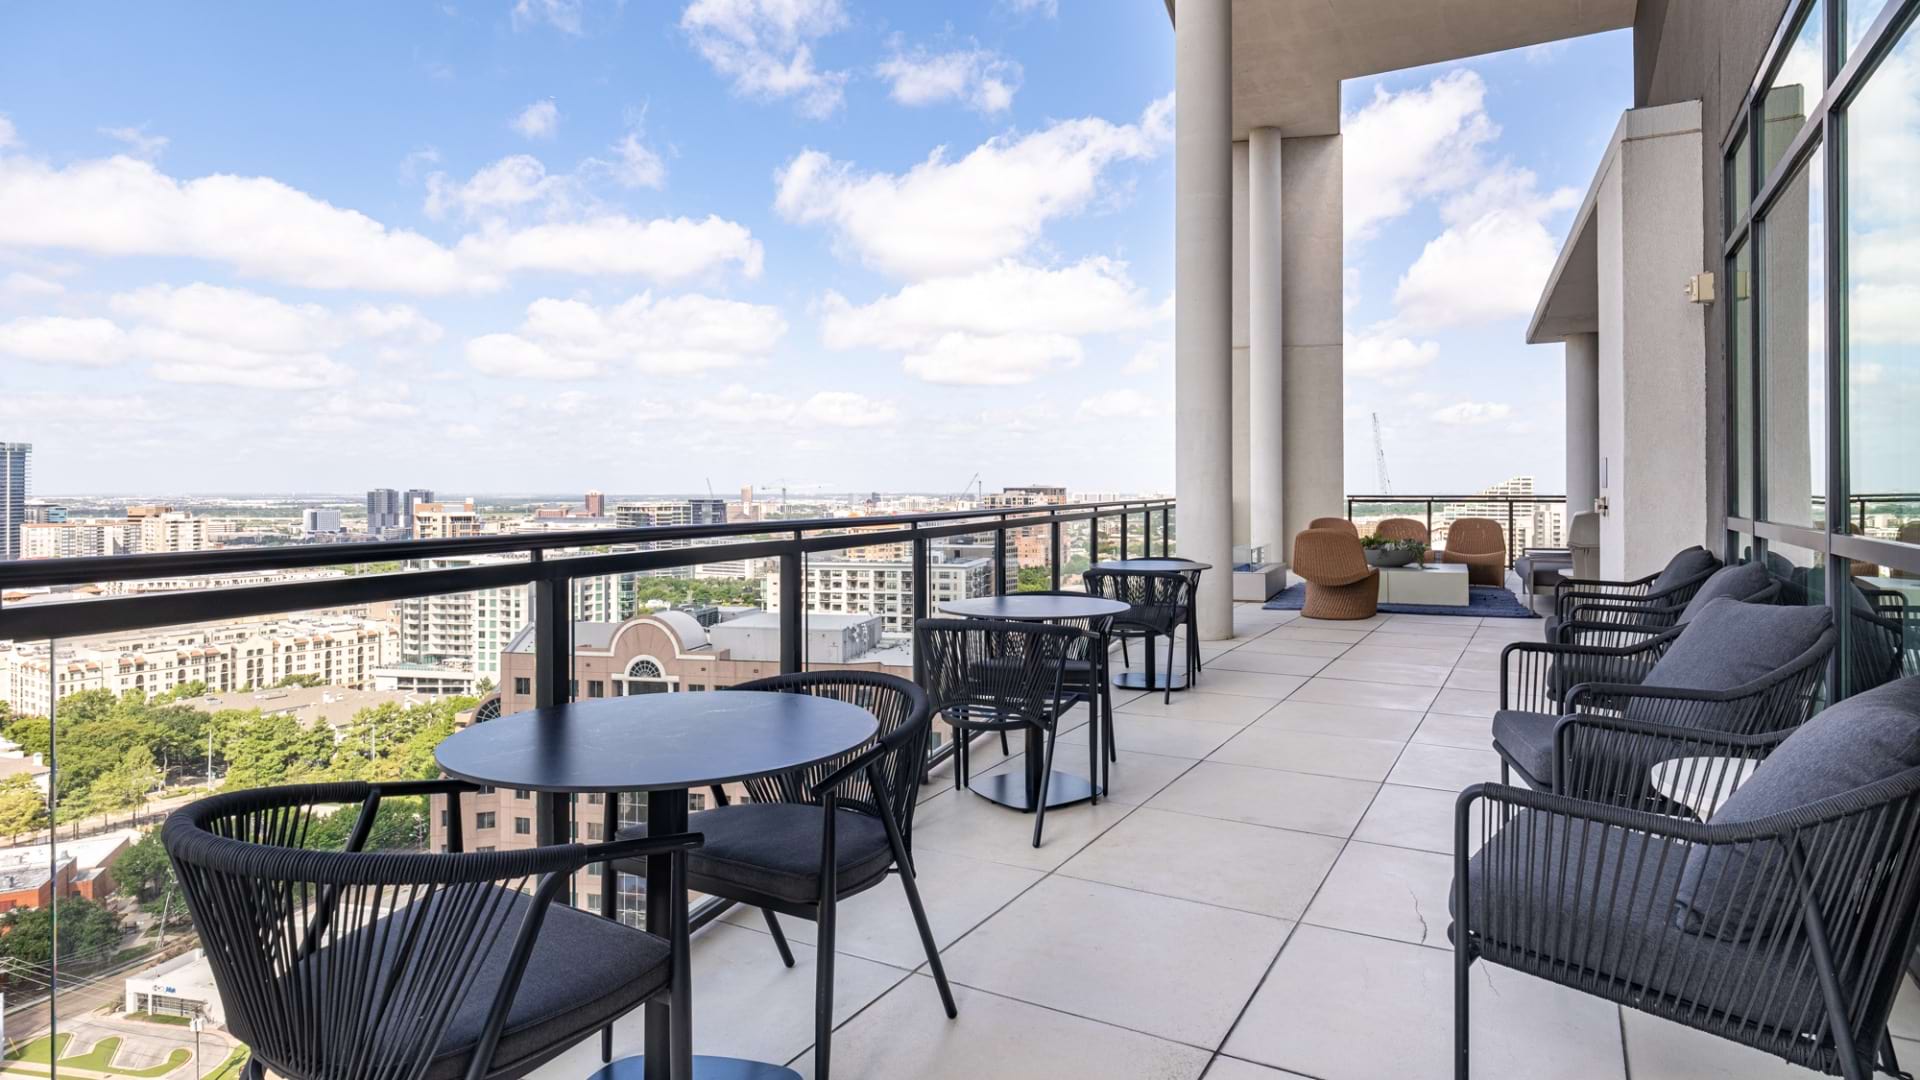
[939,594,1131,621]
[1091,559,1213,573]
[433,692,878,794]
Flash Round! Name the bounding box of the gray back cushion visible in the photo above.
[1676,677,1920,939]
[1677,561,1774,624]
[1652,546,1719,594]
[1640,598,1831,695]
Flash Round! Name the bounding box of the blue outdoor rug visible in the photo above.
[1264,582,1540,619]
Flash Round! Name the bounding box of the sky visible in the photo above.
[0,2,1629,497]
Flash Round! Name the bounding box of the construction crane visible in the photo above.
[1372,413,1393,495]
[954,472,982,505]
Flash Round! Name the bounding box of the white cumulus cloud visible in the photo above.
[1343,68,1499,246]
[512,0,584,34]
[876,42,1021,113]
[774,95,1171,279]
[0,316,127,367]
[468,291,787,379]
[681,0,849,119]
[1430,401,1513,425]
[1344,330,1440,382]
[1390,167,1579,333]
[510,99,561,140]
[1079,388,1158,419]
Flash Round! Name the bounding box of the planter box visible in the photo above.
[1234,562,1289,602]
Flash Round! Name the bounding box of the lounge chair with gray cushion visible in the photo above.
[1493,598,1834,803]
[1454,676,1920,1080]
[1554,559,1779,648]
[1546,545,1721,644]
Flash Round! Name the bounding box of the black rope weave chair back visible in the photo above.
[914,618,1081,730]
[1083,569,1193,636]
[1850,582,1910,691]
[1000,590,1116,669]
[724,672,932,836]
[163,781,601,1080]
[1570,625,1838,738]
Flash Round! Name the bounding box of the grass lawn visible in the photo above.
[203,1046,250,1080]
[124,1012,194,1027]
[5,1033,192,1078]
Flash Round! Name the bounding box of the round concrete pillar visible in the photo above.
[1175,0,1234,640]
[1247,127,1285,563]
[1565,332,1599,515]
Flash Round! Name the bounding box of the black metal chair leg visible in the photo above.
[1032,725,1058,848]
[763,907,796,968]
[815,816,838,1080]
[878,794,958,1020]
[1163,628,1178,705]
[1087,696,1100,806]
[999,730,1010,756]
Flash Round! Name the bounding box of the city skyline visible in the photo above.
[1,4,1627,495]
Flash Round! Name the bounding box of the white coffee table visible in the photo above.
[1376,562,1470,607]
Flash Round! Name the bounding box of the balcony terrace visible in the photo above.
[503,599,1920,1080]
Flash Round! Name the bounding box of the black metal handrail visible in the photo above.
[1344,493,1569,570]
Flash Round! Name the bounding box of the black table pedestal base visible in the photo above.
[969,770,1099,810]
[1113,670,1190,691]
[590,1055,797,1080]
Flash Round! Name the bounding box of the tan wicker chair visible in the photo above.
[1293,528,1379,619]
[1372,517,1429,544]
[1307,516,1357,537]
[1440,516,1506,586]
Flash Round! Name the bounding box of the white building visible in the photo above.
[0,616,394,714]
[302,508,344,534]
[21,519,138,559]
[397,554,630,678]
[765,555,991,635]
[125,949,225,1024]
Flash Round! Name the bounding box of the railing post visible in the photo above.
[1506,500,1517,569]
[532,559,573,857]
[1160,506,1171,557]
[910,532,929,683]
[1426,499,1434,551]
[779,541,803,674]
[993,521,1009,595]
[1120,509,1131,561]
[1049,520,1062,590]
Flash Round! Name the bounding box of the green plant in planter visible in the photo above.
[1360,536,1428,558]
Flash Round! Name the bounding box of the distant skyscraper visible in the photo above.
[303,508,344,533]
[366,488,402,533]
[0,443,28,562]
[403,488,435,531]
[584,490,605,517]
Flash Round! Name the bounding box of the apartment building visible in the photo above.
[396,554,628,677]
[0,443,25,562]
[138,511,208,553]
[22,519,138,559]
[764,553,991,634]
[0,616,394,714]
[413,500,480,541]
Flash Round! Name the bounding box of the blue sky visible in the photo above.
[0,2,1627,498]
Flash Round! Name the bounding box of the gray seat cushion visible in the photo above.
[1651,546,1720,594]
[1491,709,1559,783]
[310,885,671,1080]
[619,803,894,907]
[1456,809,1831,1038]
[1630,598,1830,719]
[1677,676,1920,939]
[1676,561,1773,624]
[1513,552,1572,590]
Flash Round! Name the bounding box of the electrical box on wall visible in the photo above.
[1685,271,1716,304]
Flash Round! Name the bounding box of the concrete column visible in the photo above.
[1231,141,1251,549]
[1174,0,1234,640]
[1247,127,1286,563]
[1281,135,1344,563]
[1564,332,1599,515]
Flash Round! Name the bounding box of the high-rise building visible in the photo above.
[611,499,728,576]
[138,512,207,554]
[0,443,28,562]
[302,509,344,534]
[584,490,605,517]
[765,553,991,635]
[413,500,478,540]
[24,502,66,524]
[403,488,435,531]
[22,519,137,559]
[365,488,403,533]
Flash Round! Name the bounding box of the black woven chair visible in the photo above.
[1453,677,1920,1080]
[1155,558,1210,685]
[917,617,1082,847]
[1493,600,1835,805]
[162,780,699,1080]
[1549,545,1721,643]
[1007,590,1119,791]
[1084,568,1194,705]
[1554,562,1780,649]
[611,671,955,1080]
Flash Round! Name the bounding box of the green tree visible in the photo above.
[83,745,162,816]
[221,709,331,790]
[1015,565,1052,593]
[0,775,45,841]
[271,673,325,689]
[154,681,208,703]
[0,898,122,970]
[114,828,176,906]
[474,676,496,694]
[301,795,430,853]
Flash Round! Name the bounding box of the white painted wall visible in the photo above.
[1594,103,1709,579]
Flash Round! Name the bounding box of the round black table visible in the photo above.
[1090,560,1213,691]
[435,692,878,1080]
[938,593,1129,812]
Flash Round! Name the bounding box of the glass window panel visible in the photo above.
[1762,540,1833,707]
[1727,126,1751,227]
[1760,144,1827,529]
[1730,241,1756,517]
[1761,1,1825,180]
[1845,21,1920,552]
[1847,0,1898,57]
